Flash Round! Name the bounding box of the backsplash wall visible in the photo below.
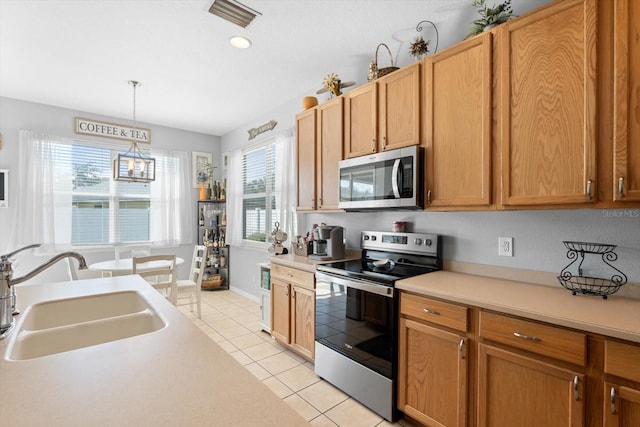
[302,209,640,285]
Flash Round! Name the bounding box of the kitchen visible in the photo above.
[2,0,640,426]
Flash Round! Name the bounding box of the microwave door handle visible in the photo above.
[391,159,401,198]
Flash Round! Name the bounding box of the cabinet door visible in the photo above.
[344,83,378,158]
[500,0,597,206]
[290,285,315,360]
[296,108,317,211]
[397,317,467,427]
[613,0,640,202]
[604,382,640,427]
[317,97,343,210]
[270,279,290,344]
[477,344,584,427]
[378,62,421,152]
[425,32,492,208]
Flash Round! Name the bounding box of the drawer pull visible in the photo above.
[513,332,541,342]
[423,308,440,316]
[345,343,353,350]
[610,387,617,414]
[287,273,294,278]
[573,376,579,401]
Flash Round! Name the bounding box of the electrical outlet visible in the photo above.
[498,237,513,257]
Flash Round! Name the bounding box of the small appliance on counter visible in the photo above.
[309,225,345,260]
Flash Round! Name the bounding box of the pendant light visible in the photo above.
[112,80,156,183]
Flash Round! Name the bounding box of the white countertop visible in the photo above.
[0,276,309,426]
[397,271,640,344]
[269,249,362,272]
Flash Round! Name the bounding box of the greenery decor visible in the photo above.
[466,0,515,39]
[409,36,430,59]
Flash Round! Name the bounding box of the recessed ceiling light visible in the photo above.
[229,35,252,49]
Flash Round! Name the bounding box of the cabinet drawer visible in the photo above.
[479,311,586,366]
[270,263,314,289]
[400,292,468,332]
[605,339,640,383]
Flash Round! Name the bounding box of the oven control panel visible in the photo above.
[361,231,439,255]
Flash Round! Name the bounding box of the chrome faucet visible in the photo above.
[0,244,88,339]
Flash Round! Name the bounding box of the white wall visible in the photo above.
[0,96,220,282]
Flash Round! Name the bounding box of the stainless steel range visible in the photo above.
[314,230,441,422]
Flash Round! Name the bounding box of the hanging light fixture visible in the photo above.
[112,80,156,183]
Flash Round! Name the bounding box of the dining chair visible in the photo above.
[66,258,110,280]
[132,254,176,301]
[172,245,206,318]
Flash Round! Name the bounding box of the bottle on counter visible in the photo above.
[212,181,219,200]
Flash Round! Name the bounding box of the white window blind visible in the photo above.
[242,142,277,242]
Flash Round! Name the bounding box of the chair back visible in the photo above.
[189,245,208,286]
[132,254,176,291]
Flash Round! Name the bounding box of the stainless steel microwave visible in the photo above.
[338,146,423,210]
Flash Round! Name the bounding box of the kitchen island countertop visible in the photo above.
[0,275,310,427]
[397,271,640,344]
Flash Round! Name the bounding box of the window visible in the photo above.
[16,130,193,251]
[242,143,277,243]
[55,142,152,245]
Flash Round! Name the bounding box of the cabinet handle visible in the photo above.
[459,339,465,359]
[573,376,579,401]
[427,190,432,205]
[610,387,617,414]
[618,177,625,197]
[287,273,294,278]
[382,136,387,149]
[586,179,593,200]
[513,332,541,342]
[371,139,376,152]
[423,308,440,316]
[285,287,289,297]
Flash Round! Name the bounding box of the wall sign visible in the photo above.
[247,120,277,140]
[75,117,151,144]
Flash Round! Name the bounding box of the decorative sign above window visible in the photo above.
[247,120,277,140]
[75,117,151,144]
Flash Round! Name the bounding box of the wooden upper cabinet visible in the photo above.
[378,62,421,152]
[296,108,316,211]
[316,97,343,210]
[425,32,492,209]
[499,0,597,206]
[344,83,377,158]
[613,0,640,202]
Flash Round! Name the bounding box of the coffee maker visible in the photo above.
[310,225,345,260]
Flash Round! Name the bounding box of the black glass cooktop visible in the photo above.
[316,249,440,286]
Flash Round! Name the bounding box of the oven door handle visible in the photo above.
[391,159,401,198]
[315,272,394,298]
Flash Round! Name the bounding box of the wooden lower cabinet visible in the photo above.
[604,382,640,426]
[270,279,290,344]
[397,317,468,427]
[477,343,584,427]
[290,284,315,360]
[603,339,640,426]
[270,263,315,360]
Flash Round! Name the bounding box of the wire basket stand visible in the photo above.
[557,241,628,299]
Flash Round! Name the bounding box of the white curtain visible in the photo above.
[12,130,73,252]
[274,128,297,241]
[13,130,192,251]
[150,148,193,246]
[226,149,244,247]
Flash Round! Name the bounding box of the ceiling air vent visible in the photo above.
[208,0,261,28]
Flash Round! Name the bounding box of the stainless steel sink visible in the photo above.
[5,291,166,360]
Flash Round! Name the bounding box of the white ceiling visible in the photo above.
[0,0,543,136]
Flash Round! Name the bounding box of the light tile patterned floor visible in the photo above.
[179,290,417,427]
